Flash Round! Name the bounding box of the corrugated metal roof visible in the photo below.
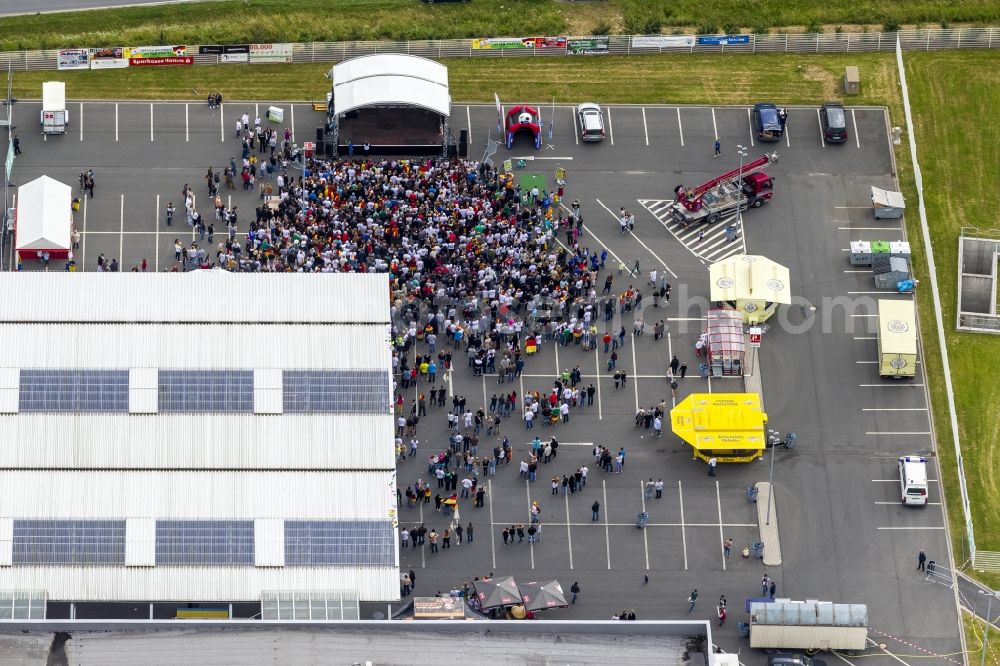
[0,273,389,324]
[0,471,398,520]
[0,323,392,368]
[750,600,868,626]
[0,414,395,470]
[0,565,398,602]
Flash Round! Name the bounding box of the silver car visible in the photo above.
[577,103,605,142]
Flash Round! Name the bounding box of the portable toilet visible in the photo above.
[890,241,911,260]
[849,241,872,266]
[871,187,905,219]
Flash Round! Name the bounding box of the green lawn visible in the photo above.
[1,0,999,52]
[964,612,1000,665]
[7,48,1000,585]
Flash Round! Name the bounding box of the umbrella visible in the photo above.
[472,576,522,610]
[520,580,568,611]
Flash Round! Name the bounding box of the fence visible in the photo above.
[0,27,997,72]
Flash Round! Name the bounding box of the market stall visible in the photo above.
[709,255,791,325]
[706,308,746,376]
[670,393,768,463]
[15,175,74,263]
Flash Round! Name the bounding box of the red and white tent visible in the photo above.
[16,175,74,261]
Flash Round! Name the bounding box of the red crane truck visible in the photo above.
[669,152,779,228]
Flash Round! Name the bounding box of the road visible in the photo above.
[0,0,217,18]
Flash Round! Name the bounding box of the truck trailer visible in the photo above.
[669,152,778,227]
[40,81,68,135]
[749,600,868,652]
[877,299,917,379]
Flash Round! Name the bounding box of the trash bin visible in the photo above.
[636,511,648,529]
[752,542,764,558]
[72,197,80,211]
[746,486,759,503]
[699,363,709,378]
[737,621,750,638]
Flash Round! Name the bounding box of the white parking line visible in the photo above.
[875,501,942,505]
[816,108,825,148]
[219,102,225,142]
[525,480,535,570]
[150,103,154,142]
[565,490,574,570]
[185,103,189,142]
[607,106,614,145]
[877,526,945,530]
[154,194,160,272]
[873,479,938,482]
[853,336,877,340]
[676,107,684,146]
[785,123,791,147]
[642,107,649,146]
[639,481,649,571]
[862,407,928,411]
[594,346,603,419]
[81,195,88,268]
[594,198,678,278]
[860,383,925,387]
[851,109,860,148]
[603,480,611,570]
[466,105,472,148]
[746,108,755,146]
[290,104,296,143]
[79,102,83,141]
[716,480,726,571]
[667,332,675,406]
[678,480,688,570]
[630,332,639,413]
[866,431,931,435]
[571,106,579,145]
[488,479,497,570]
[711,107,718,139]
[115,103,119,142]
[839,227,900,231]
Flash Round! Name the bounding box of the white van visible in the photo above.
[898,455,928,505]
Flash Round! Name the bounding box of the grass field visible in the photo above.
[1,0,1000,52]
[6,48,1000,588]
[964,612,1000,665]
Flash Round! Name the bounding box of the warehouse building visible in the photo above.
[0,272,397,620]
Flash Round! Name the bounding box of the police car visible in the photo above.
[898,455,929,505]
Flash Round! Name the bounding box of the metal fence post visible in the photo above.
[752,34,756,53]
[784,33,788,52]
[957,29,962,49]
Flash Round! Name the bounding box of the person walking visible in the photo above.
[768,580,777,599]
[917,549,927,571]
[670,355,680,376]
[591,500,600,522]
[166,202,175,226]
[12,135,21,155]
[679,361,688,378]
[455,523,464,546]
[717,603,727,626]
[707,457,717,476]
[723,537,733,558]
[714,138,722,157]
[570,581,580,605]
[654,478,664,499]
[761,574,771,596]
[428,529,439,553]
[502,527,510,545]
[688,589,698,613]
[400,527,410,549]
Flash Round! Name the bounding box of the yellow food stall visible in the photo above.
[710,255,791,324]
[670,393,768,463]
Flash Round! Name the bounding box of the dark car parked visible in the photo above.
[753,103,785,142]
[820,102,849,143]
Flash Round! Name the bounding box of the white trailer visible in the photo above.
[41,81,69,135]
[749,600,868,652]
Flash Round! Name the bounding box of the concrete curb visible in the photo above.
[755,482,782,566]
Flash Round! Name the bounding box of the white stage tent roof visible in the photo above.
[332,54,450,117]
[15,175,72,252]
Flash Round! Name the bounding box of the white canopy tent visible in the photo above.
[15,175,73,257]
[331,54,451,117]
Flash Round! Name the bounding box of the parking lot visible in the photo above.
[9,98,962,664]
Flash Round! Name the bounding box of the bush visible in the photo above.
[940,19,951,29]
[883,18,901,33]
[752,24,770,36]
[697,22,719,35]
[722,22,740,35]
[834,25,844,34]
[592,21,612,36]
[806,17,822,34]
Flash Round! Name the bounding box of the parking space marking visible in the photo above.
[866,431,931,435]
[290,104,296,143]
[119,194,125,261]
[711,108,718,139]
[678,480,688,569]
[219,103,225,142]
[487,479,497,569]
[638,199,746,264]
[150,103,155,142]
[839,227,900,231]
[79,102,83,141]
[466,106,472,148]
[873,478,938,482]
[860,383,925,387]
[667,332,676,406]
[559,202,630,277]
[716,480,726,571]
[593,347,603,420]
[746,108,754,147]
[595,198,678,277]
[853,336,877,340]
[851,109,860,148]
[639,481,649,570]
[857,360,922,364]
[875,501,942,505]
[877,526,946,530]
[564,490,574,569]
[154,195,160,272]
[603,480,611,570]
[115,103,119,142]
[525,480,535,570]
[816,108,825,148]
[641,108,649,146]
[630,333,639,412]
[80,195,88,269]
[784,123,791,148]
[184,103,189,142]
[607,106,614,145]
[863,407,928,411]
[676,108,684,146]
[571,107,579,145]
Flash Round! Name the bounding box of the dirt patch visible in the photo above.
[798,64,840,99]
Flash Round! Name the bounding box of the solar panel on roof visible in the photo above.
[12,519,126,565]
[19,369,129,412]
[158,370,253,413]
[284,520,395,566]
[282,370,389,413]
[155,520,254,566]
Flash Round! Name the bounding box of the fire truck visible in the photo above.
[669,152,779,227]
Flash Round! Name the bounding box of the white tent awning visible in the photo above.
[15,175,72,252]
[332,54,450,118]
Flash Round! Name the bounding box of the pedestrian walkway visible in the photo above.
[755,482,782,566]
[638,199,747,264]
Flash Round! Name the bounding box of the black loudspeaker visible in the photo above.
[315,127,324,142]
[459,129,468,157]
[315,140,325,156]
[325,142,335,157]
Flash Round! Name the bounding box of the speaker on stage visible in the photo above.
[459,129,468,157]
[315,140,325,156]
[325,142,334,157]
[315,127,324,142]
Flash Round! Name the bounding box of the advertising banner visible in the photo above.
[696,34,751,45]
[57,48,90,70]
[89,47,128,69]
[413,597,467,620]
[199,44,250,62]
[631,35,695,48]
[567,37,610,55]
[124,45,187,59]
[128,56,194,67]
[472,36,566,49]
[525,36,567,48]
[248,43,293,63]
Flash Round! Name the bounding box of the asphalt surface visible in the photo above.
[5,98,964,665]
[0,0,213,17]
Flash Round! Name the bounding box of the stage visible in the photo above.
[335,108,446,156]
